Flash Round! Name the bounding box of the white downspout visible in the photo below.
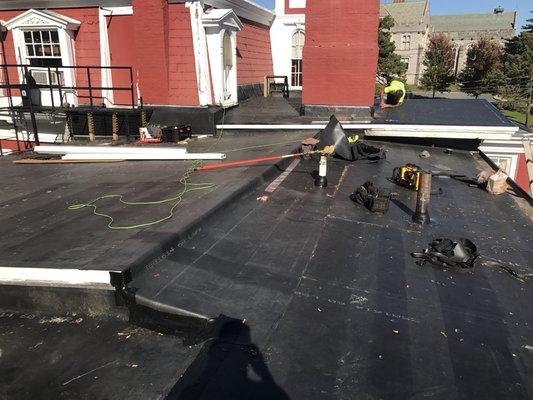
[99,7,114,106]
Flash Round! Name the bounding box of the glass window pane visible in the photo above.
[24,31,33,43]
[51,71,59,85]
[291,31,305,59]
[42,31,50,43]
[223,32,232,67]
[33,31,41,43]
[43,45,52,56]
[26,45,34,57]
[51,30,59,43]
[34,45,43,56]
[52,45,61,57]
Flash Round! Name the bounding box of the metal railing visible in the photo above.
[0,63,135,110]
[0,63,136,148]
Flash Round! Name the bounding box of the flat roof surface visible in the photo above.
[145,141,532,398]
[224,96,516,128]
[374,99,516,127]
[0,132,310,275]
[1,140,532,399]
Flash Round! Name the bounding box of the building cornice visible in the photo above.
[4,8,81,30]
[170,0,274,27]
[202,8,243,30]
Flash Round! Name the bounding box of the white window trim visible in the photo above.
[290,29,304,89]
[99,6,133,17]
[5,9,79,106]
[485,153,518,179]
[203,9,242,107]
[186,1,213,106]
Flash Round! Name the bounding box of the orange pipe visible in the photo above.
[195,152,306,172]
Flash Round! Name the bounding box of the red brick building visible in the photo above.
[0,0,275,108]
[271,0,379,117]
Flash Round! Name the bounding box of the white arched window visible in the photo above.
[291,30,305,87]
[222,31,233,97]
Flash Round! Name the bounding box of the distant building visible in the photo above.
[431,8,516,77]
[380,1,516,85]
[380,0,430,85]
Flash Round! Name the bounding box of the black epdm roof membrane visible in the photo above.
[0,137,532,399]
[374,99,516,126]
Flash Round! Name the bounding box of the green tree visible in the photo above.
[522,11,533,33]
[377,15,407,84]
[501,26,533,127]
[459,38,503,98]
[420,33,455,98]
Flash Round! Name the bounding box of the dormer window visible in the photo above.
[23,29,62,67]
[5,9,80,105]
[202,9,242,106]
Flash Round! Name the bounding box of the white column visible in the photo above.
[99,7,114,106]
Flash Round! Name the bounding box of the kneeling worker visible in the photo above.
[380,80,406,109]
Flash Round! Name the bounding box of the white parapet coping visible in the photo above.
[62,152,226,161]
[215,124,518,140]
[0,266,113,287]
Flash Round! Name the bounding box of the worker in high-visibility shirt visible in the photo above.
[380,80,406,109]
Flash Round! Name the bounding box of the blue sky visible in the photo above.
[255,0,531,31]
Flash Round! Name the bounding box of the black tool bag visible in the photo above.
[411,238,533,281]
[411,238,479,269]
[161,125,192,142]
[352,142,387,161]
[350,181,391,214]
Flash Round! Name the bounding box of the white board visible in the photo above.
[34,145,187,155]
[62,153,226,161]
